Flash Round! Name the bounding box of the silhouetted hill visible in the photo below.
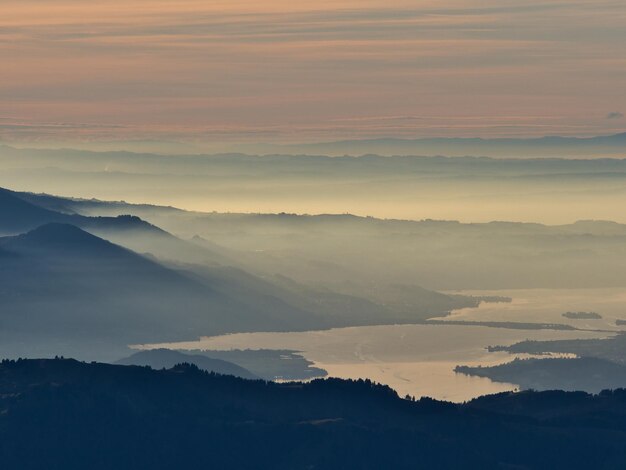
[2,358,626,469]
[0,223,197,283]
[2,222,137,258]
[116,349,259,379]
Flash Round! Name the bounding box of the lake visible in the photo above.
[438,288,626,330]
[140,287,617,402]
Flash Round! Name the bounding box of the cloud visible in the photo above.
[607,112,624,120]
[2,0,626,144]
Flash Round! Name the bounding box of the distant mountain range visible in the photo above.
[251,131,626,157]
[42,188,626,290]
[3,131,626,158]
[3,141,626,227]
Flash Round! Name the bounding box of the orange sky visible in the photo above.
[2,0,626,149]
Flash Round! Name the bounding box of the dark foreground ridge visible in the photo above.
[2,359,626,469]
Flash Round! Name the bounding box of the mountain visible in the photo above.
[0,223,199,287]
[81,214,230,266]
[31,187,626,291]
[3,187,481,319]
[3,358,626,469]
[4,188,483,306]
[0,224,323,360]
[0,223,398,361]
[184,264,397,327]
[0,187,483,362]
[116,349,259,380]
[138,211,626,290]
[0,223,228,359]
[5,143,626,232]
[0,186,226,266]
[0,187,69,234]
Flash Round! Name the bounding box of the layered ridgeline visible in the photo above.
[4,143,626,224]
[23,187,626,291]
[2,358,626,469]
[0,187,476,361]
[255,132,626,157]
[0,187,228,266]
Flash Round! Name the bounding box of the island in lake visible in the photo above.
[562,311,602,320]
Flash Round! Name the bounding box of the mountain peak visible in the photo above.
[21,223,102,243]
[0,223,125,260]
[0,188,68,233]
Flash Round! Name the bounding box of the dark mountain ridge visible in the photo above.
[2,358,626,469]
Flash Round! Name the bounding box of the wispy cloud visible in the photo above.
[2,0,626,145]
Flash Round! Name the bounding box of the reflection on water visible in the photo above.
[140,317,610,402]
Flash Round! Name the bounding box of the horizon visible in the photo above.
[3,184,626,227]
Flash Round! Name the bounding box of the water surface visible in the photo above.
[142,320,608,402]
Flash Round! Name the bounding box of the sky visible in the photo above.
[2,0,626,150]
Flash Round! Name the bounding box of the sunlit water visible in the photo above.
[437,288,626,330]
[139,307,612,402]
